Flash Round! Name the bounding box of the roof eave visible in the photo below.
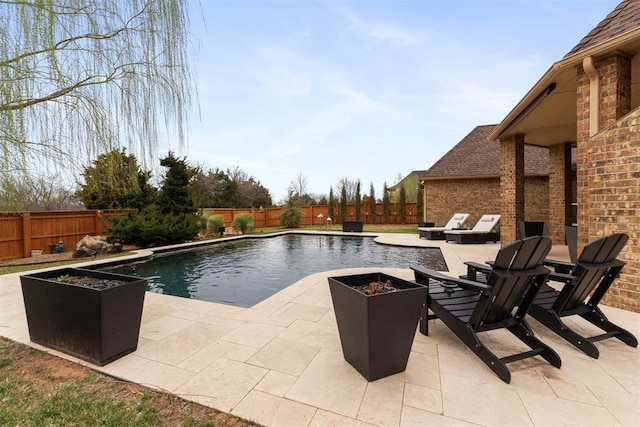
[489,28,640,141]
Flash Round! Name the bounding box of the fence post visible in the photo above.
[22,212,32,258]
[95,210,103,235]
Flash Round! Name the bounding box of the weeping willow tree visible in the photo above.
[0,0,196,207]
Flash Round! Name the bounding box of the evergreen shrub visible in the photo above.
[108,205,200,248]
[279,198,302,228]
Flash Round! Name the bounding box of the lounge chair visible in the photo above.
[529,233,638,358]
[411,236,561,383]
[418,213,470,240]
[444,214,501,244]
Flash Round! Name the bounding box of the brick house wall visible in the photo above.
[576,52,639,312]
[584,110,640,311]
[424,177,548,229]
[579,110,640,311]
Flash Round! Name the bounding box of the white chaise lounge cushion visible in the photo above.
[443,213,471,229]
[418,213,471,232]
[445,214,501,235]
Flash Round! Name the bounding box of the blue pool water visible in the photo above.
[101,234,446,307]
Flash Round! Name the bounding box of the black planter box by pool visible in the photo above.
[20,267,146,366]
[328,272,427,381]
[341,221,364,232]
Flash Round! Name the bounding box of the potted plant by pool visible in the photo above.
[328,272,427,381]
[20,267,147,366]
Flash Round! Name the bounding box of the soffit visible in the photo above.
[490,18,640,147]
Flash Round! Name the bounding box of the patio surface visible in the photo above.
[1,232,638,426]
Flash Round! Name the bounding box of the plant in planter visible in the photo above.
[328,272,427,381]
[20,267,147,366]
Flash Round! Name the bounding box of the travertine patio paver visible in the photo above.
[1,233,638,426]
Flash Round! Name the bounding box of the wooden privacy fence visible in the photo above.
[0,210,124,261]
[1,203,419,260]
[203,202,419,229]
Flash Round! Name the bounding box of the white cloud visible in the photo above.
[332,3,418,47]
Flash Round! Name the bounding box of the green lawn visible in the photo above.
[0,337,259,427]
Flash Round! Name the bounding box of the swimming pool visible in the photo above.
[101,234,446,307]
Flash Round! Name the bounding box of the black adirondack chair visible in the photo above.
[529,233,638,358]
[411,236,561,383]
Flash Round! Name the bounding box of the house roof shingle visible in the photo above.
[565,0,640,57]
[422,125,549,180]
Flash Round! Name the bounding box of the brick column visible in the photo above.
[500,134,525,244]
[576,60,590,249]
[548,143,572,244]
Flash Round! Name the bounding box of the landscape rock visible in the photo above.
[73,235,122,258]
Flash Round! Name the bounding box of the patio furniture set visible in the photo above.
[410,232,637,383]
[330,232,637,384]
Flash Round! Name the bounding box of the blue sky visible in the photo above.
[168,0,619,203]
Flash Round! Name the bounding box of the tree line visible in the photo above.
[76,149,273,211]
[0,146,423,246]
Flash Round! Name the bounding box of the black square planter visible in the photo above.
[20,267,147,366]
[328,272,427,381]
[341,221,364,232]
